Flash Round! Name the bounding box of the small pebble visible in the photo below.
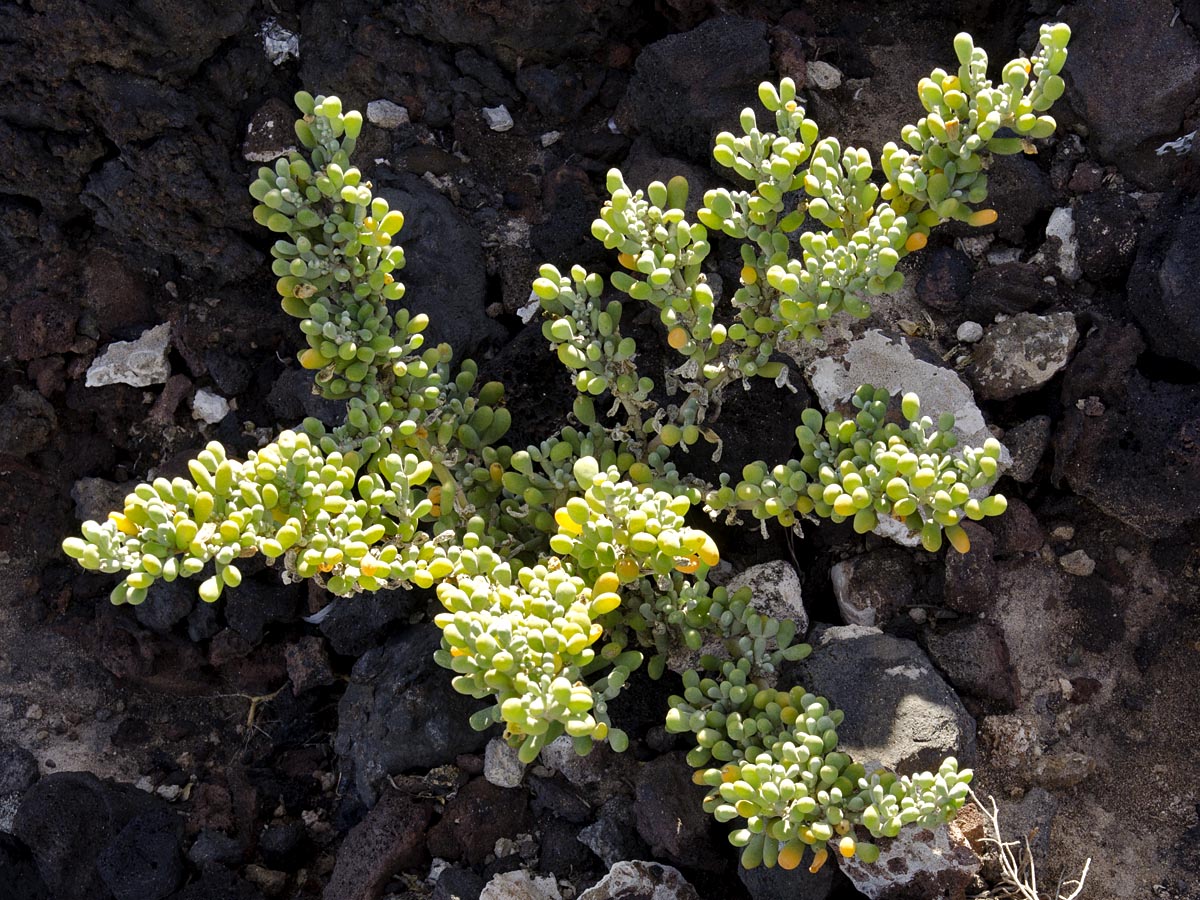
[482,105,514,132]
[366,99,410,128]
[956,321,984,343]
[806,60,843,90]
[1059,549,1096,577]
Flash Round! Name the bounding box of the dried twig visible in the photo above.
[968,789,1091,900]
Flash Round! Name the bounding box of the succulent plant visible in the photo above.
[668,662,972,871]
[64,23,1071,873]
[704,384,1008,551]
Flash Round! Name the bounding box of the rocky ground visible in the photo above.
[1,1,1199,899]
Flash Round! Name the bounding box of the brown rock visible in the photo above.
[285,637,335,695]
[924,621,1020,709]
[324,789,432,900]
[426,777,532,866]
[943,523,996,613]
[634,753,725,871]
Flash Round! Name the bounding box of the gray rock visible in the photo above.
[1059,549,1096,577]
[670,561,807,675]
[259,19,298,66]
[972,313,1078,401]
[578,860,699,900]
[484,738,526,789]
[482,105,514,132]
[830,548,918,628]
[618,17,770,163]
[1127,195,1200,368]
[634,754,725,871]
[191,389,230,425]
[924,622,1019,709]
[85,323,171,388]
[1063,0,1200,188]
[577,798,649,868]
[1002,415,1051,483]
[1043,207,1081,282]
[805,61,842,90]
[480,870,561,900]
[955,321,983,343]
[366,100,410,129]
[808,329,998,462]
[335,626,492,805]
[783,625,976,774]
[374,176,506,359]
[838,821,980,899]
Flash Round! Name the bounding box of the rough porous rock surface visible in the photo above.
[335,626,493,805]
[1054,321,1200,538]
[971,312,1079,401]
[578,860,700,900]
[830,548,919,628]
[838,820,981,900]
[634,754,725,871]
[12,772,178,900]
[1062,0,1200,188]
[784,626,976,774]
[323,789,431,900]
[1126,194,1200,368]
[618,17,771,163]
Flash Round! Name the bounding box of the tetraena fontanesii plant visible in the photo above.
[63,24,1070,875]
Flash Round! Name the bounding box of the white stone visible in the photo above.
[806,60,843,90]
[86,323,171,388]
[579,861,697,900]
[367,100,410,128]
[481,869,562,900]
[482,105,514,132]
[540,131,562,147]
[1045,206,1081,282]
[483,737,526,788]
[956,321,984,343]
[727,561,807,633]
[839,823,980,899]
[192,389,230,425]
[260,19,299,66]
[807,329,997,455]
